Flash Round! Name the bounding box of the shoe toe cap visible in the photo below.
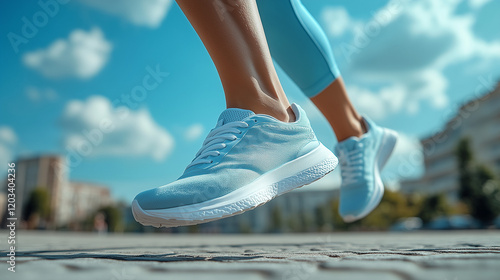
[133,176,230,211]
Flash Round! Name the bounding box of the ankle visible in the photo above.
[250,100,293,123]
[227,101,292,122]
[267,103,295,122]
[259,96,295,122]
[351,118,365,137]
[336,117,365,142]
[225,91,294,122]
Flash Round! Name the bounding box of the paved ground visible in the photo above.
[1,230,499,280]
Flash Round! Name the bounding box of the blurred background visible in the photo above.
[1,0,500,233]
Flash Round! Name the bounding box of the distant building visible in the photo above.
[198,188,339,233]
[58,181,113,226]
[401,83,500,202]
[14,155,67,225]
[2,155,113,228]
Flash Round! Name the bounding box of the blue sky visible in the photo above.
[1,0,499,203]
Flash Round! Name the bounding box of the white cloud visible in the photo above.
[321,7,360,37]
[60,95,174,161]
[347,69,448,120]
[323,0,500,120]
[81,0,173,28]
[0,127,16,146]
[23,28,112,79]
[0,127,17,170]
[346,85,402,120]
[26,87,58,102]
[468,0,492,9]
[184,124,204,141]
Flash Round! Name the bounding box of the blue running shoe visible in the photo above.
[132,103,338,227]
[335,117,397,222]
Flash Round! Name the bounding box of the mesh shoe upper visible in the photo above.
[134,103,320,210]
[335,116,384,218]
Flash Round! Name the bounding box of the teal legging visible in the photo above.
[257,0,340,98]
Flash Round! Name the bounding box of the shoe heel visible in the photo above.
[378,129,398,169]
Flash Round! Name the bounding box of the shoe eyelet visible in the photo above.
[254,119,258,123]
[210,160,213,163]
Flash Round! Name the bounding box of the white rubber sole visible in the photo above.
[132,144,338,228]
[341,128,398,223]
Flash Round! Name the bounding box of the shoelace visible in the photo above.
[185,120,249,169]
[338,143,364,185]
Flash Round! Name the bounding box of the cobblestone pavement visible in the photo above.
[1,230,499,280]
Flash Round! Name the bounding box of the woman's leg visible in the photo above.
[133,0,339,228]
[311,78,364,141]
[258,0,399,223]
[257,0,364,140]
[176,0,295,122]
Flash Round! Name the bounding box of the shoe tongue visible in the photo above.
[336,136,360,152]
[217,108,255,125]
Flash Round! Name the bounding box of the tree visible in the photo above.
[361,190,421,229]
[97,205,123,232]
[456,138,500,225]
[469,165,500,223]
[23,187,50,227]
[314,205,327,231]
[269,206,283,232]
[417,194,452,224]
[329,190,422,231]
[457,138,475,199]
